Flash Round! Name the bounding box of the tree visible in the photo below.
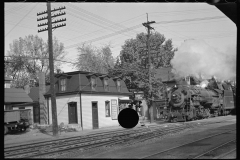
[5,35,65,88]
[109,31,177,122]
[74,43,115,74]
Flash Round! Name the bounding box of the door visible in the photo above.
[68,102,78,124]
[33,105,40,124]
[92,102,99,129]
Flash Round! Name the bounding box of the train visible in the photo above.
[164,81,235,122]
[4,109,31,135]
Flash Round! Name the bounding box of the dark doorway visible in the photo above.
[33,105,40,124]
[68,102,78,124]
[92,102,99,129]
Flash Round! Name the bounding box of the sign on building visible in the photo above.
[111,99,118,120]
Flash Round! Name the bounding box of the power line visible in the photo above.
[5,3,38,37]
[148,8,217,14]
[64,16,226,50]
[5,55,78,65]
[67,4,139,35]
[60,11,145,43]
[5,3,28,13]
[154,16,226,25]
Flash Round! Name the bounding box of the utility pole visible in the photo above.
[37,2,66,137]
[142,13,155,123]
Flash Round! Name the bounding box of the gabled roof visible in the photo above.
[5,77,13,81]
[28,86,50,102]
[5,88,33,103]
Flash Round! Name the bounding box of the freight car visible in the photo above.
[165,82,235,122]
[4,109,31,135]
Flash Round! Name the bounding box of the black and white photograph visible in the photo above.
[4,2,236,159]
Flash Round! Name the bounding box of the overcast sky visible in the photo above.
[5,2,236,73]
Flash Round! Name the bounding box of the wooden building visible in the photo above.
[44,71,132,130]
[4,77,34,125]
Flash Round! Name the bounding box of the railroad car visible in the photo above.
[165,82,235,122]
[4,109,31,135]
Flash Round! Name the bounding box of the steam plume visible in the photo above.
[170,39,236,81]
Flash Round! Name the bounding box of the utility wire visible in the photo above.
[64,16,226,50]
[67,3,139,35]
[5,55,78,65]
[5,3,38,37]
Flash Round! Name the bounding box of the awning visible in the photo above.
[119,97,131,103]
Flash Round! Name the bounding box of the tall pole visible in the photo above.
[47,2,58,137]
[37,3,66,137]
[142,14,155,123]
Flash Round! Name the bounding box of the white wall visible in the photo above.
[48,93,128,130]
[81,94,120,130]
[48,94,81,126]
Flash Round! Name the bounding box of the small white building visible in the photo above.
[44,71,132,130]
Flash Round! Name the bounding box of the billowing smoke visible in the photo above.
[171,39,236,81]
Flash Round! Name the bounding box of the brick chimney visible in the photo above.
[24,84,30,94]
[38,72,48,124]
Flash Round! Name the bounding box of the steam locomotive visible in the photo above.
[165,81,235,122]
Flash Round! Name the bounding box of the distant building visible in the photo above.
[4,77,34,125]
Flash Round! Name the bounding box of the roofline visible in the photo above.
[54,70,111,78]
[12,102,38,107]
[44,90,132,97]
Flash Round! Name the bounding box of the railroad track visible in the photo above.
[4,118,233,158]
[193,139,236,159]
[140,129,236,159]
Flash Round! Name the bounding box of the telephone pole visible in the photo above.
[37,2,66,137]
[142,13,155,123]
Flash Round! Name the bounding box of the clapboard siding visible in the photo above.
[81,94,119,130]
[48,94,81,125]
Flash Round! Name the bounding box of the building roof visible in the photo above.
[155,67,176,82]
[28,86,50,102]
[5,77,13,81]
[5,88,33,103]
[45,71,131,97]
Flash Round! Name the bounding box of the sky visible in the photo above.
[5,2,236,73]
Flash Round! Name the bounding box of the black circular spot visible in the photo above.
[118,108,139,129]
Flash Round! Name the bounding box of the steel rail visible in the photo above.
[44,122,223,158]
[213,148,236,159]
[4,118,234,158]
[4,127,152,158]
[37,125,193,158]
[4,125,150,152]
[5,125,192,158]
[192,139,236,159]
[140,129,236,159]
[6,126,173,158]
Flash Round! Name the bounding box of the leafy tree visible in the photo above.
[5,35,65,88]
[109,31,177,123]
[74,43,115,74]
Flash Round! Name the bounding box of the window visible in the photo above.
[104,78,109,91]
[105,101,110,117]
[91,77,97,91]
[60,79,66,91]
[117,80,121,92]
[5,83,11,88]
